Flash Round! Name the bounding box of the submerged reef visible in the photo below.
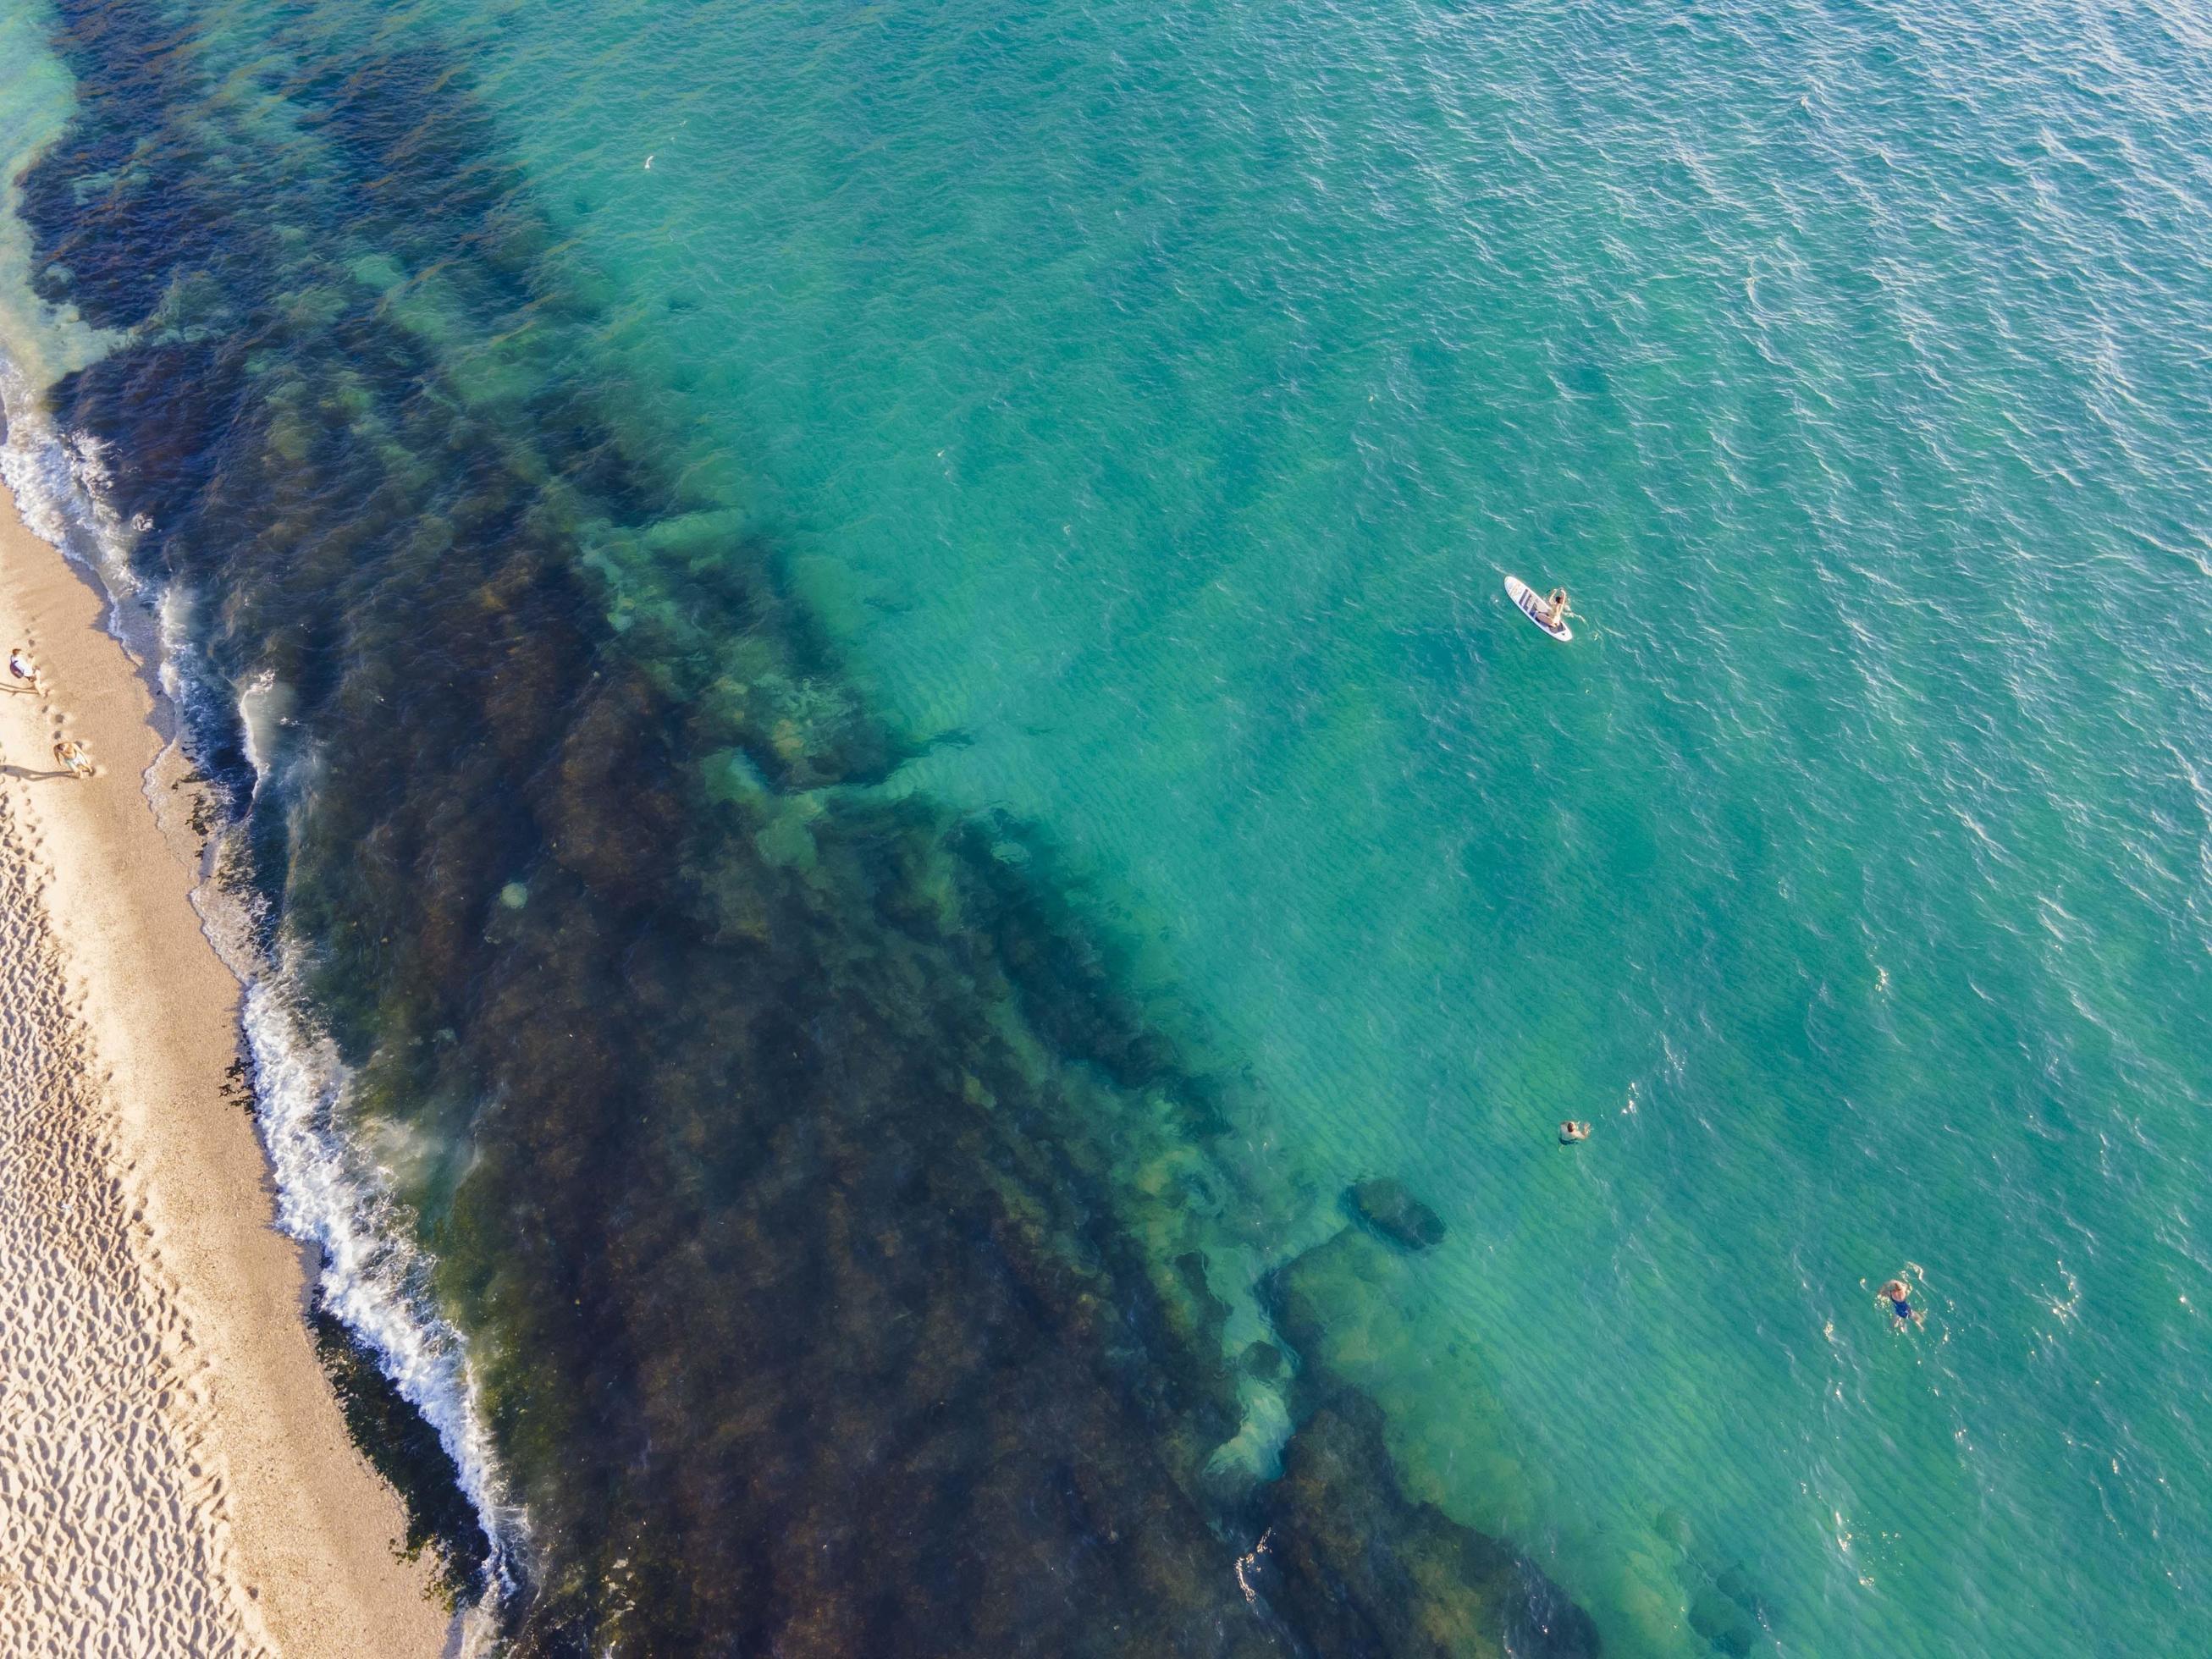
[20,2,1605,1652]
[1346,1177,1448,1253]
[1262,1224,1601,1657]
[1259,1397,1600,1659]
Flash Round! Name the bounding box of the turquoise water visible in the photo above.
[4,0,2209,1651]
[491,0,2212,1645]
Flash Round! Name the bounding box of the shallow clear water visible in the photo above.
[2,0,2209,1652]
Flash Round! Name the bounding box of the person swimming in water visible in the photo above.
[1878,1277,1923,1329]
[1558,1120,1591,1144]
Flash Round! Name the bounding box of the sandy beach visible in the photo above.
[0,477,449,1656]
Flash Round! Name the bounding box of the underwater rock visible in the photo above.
[1688,1585,1757,1656]
[1264,1226,1410,1419]
[1259,1394,1601,1659]
[1261,1229,1602,1655]
[1239,1341,1286,1382]
[1174,1250,1234,1329]
[1713,1563,1767,1619]
[1649,1507,1776,1654]
[1347,1177,1448,1252]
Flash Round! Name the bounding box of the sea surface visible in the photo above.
[1,0,2208,1652]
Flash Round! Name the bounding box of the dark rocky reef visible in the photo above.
[1259,1226,1600,1658]
[1652,1508,1777,1657]
[20,2,1611,1653]
[1266,1226,1413,1412]
[1255,1396,1600,1659]
[1345,1177,1448,1253]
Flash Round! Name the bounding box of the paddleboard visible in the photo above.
[1505,576,1572,641]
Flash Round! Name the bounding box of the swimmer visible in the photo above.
[1558,1120,1591,1144]
[52,739,91,779]
[1878,1277,1923,1330]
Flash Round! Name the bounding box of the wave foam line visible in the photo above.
[0,364,524,1627]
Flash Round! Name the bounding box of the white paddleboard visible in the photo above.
[1505,576,1571,641]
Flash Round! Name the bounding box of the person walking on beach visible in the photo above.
[52,739,91,779]
[8,648,35,692]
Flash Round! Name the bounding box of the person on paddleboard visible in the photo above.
[1545,588,1571,630]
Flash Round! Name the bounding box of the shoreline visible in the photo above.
[0,475,450,1656]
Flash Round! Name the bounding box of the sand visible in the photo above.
[0,477,451,1658]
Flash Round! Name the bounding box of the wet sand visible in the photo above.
[0,478,449,1656]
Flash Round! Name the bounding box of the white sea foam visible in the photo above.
[0,350,524,1625]
[231,665,290,785]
